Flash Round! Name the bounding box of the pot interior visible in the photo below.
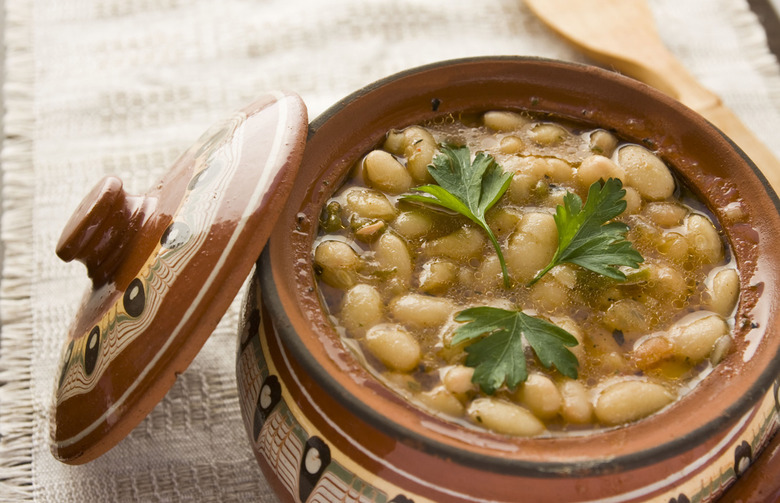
[262,56,780,472]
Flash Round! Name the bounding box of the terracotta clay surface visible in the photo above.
[52,91,307,464]
[249,57,780,501]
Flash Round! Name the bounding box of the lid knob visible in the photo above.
[56,176,156,286]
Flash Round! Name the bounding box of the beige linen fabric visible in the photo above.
[1,0,779,501]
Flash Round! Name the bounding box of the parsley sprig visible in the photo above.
[452,307,579,394]
[397,144,643,394]
[400,145,513,287]
[529,177,644,285]
[445,178,644,394]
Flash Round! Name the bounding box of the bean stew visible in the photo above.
[312,110,738,437]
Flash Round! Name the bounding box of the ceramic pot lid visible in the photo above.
[50,92,308,464]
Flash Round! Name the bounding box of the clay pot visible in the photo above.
[236,58,780,502]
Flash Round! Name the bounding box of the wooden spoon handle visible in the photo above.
[696,102,780,191]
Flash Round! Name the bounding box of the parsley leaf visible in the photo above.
[452,306,579,394]
[529,178,643,286]
[400,145,513,287]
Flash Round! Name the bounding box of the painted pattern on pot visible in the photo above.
[237,283,422,503]
[236,272,780,503]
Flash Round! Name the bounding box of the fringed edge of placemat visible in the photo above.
[729,0,780,155]
[0,0,36,499]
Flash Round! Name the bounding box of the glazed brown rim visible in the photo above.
[262,56,780,476]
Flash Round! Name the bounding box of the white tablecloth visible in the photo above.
[1,0,779,501]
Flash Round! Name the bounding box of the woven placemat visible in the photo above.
[1,0,779,501]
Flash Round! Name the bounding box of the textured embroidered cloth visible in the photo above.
[1,0,779,501]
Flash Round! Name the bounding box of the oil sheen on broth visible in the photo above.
[312,110,739,437]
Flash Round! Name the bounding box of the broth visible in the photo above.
[313,110,738,436]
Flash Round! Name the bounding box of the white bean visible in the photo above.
[474,254,504,291]
[520,156,573,183]
[645,202,688,227]
[364,323,421,372]
[499,135,524,154]
[457,267,476,290]
[467,397,545,436]
[383,129,406,155]
[595,380,674,425]
[658,231,689,263]
[668,313,729,362]
[363,150,413,194]
[340,284,384,336]
[424,226,485,260]
[618,145,674,200]
[512,155,547,178]
[345,188,397,220]
[507,172,538,204]
[502,156,544,203]
[506,212,558,283]
[559,379,594,424]
[314,240,361,289]
[483,110,530,132]
[515,373,562,419]
[374,232,413,290]
[417,386,465,416]
[442,365,476,394]
[632,335,674,371]
[710,334,733,365]
[529,123,568,146]
[623,186,643,214]
[647,262,687,302]
[544,158,574,183]
[589,129,619,157]
[529,275,569,313]
[576,155,625,189]
[709,268,740,316]
[392,210,434,239]
[390,293,455,329]
[554,317,585,362]
[686,214,723,264]
[604,299,649,333]
[403,127,437,183]
[486,207,522,238]
[551,264,577,289]
[418,259,458,294]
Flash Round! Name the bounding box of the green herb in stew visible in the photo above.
[401,145,513,287]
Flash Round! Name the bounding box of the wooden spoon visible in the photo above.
[524,0,780,192]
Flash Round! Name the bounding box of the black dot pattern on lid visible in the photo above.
[160,222,191,249]
[123,278,146,318]
[187,168,211,190]
[84,326,101,376]
[58,340,75,388]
